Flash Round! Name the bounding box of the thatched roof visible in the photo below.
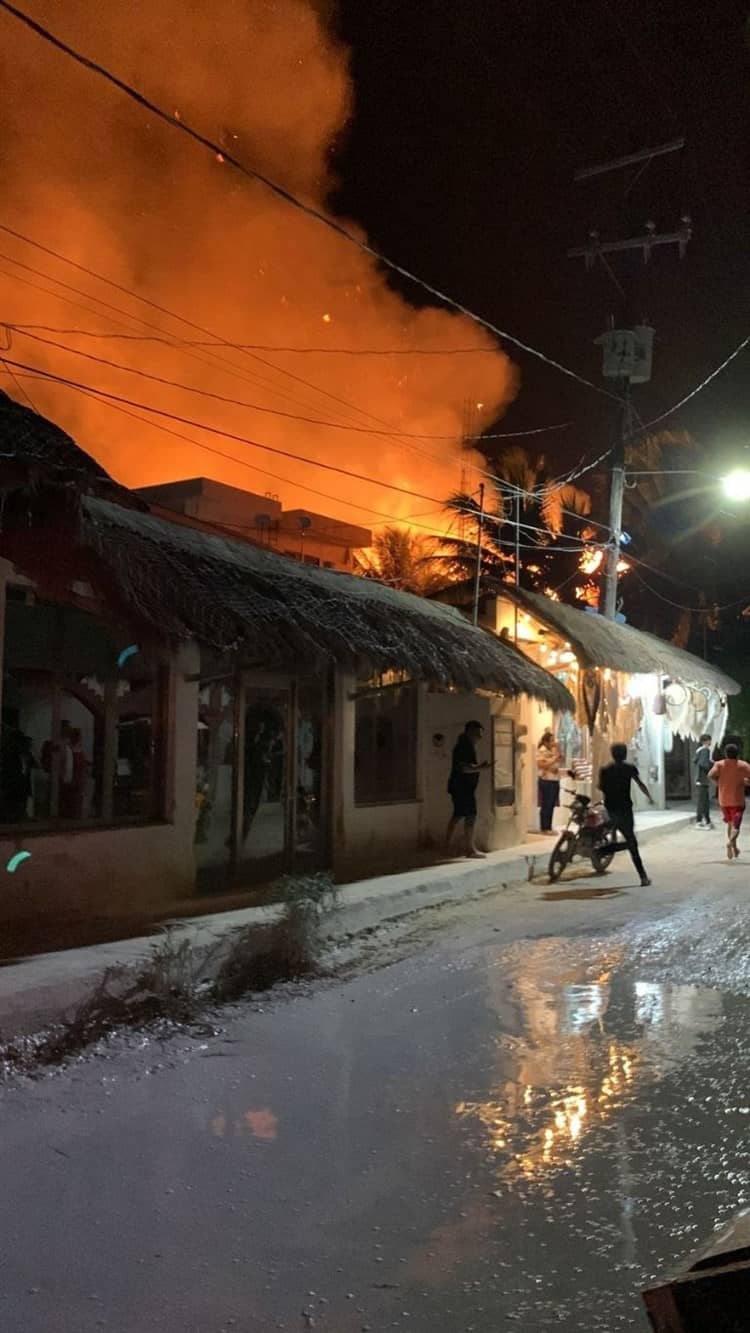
[0,389,125,493]
[76,497,574,708]
[496,584,740,695]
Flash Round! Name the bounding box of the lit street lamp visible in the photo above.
[721,469,750,502]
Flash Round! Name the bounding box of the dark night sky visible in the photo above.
[334,0,749,480]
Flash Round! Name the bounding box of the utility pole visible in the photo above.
[602,381,634,621]
[568,139,691,620]
[459,400,477,544]
[514,486,520,642]
[472,481,485,626]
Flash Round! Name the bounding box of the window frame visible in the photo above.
[0,588,170,834]
[353,676,419,807]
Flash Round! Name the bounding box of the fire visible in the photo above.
[579,548,603,576]
[0,0,517,536]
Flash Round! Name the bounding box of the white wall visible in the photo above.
[333,674,545,872]
[422,691,493,848]
[332,672,425,878]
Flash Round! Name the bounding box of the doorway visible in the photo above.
[194,672,328,890]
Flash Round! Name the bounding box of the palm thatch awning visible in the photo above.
[75,497,574,709]
[0,389,131,499]
[496,584,739,695]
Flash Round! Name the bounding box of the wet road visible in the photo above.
[2,835,750,1331]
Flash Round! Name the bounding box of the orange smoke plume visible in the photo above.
[0,0,517,535]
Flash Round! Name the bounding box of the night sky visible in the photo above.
[335,0,748,473]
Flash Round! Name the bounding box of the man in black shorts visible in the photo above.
[598,742,654,887]
[446,720,489,859]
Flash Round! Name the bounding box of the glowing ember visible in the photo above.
[579,548,604,576]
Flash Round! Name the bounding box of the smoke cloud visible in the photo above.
[0,0,517,534]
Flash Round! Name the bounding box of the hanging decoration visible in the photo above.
[582,667,601,733]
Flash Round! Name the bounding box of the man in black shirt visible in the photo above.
[598,742,654,887]
[446,720,489,859]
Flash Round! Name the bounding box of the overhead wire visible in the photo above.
[5,325,573,444]
[627,564,749,614]
[0,233,574,518]
[0,252,573,446]
[4,325,504,356]
[0,360,609,556]
[0,243,433,437]
[0,368,463,538]
[0,1,622,406]
[636,333,750,434]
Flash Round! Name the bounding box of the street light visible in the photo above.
[721,469,750,502]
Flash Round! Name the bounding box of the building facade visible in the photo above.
[0,392,573,949]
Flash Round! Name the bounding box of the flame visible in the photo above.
[579,548,604,576]
[0,0,517,534]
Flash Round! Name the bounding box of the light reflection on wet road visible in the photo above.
[1,912,750,1331]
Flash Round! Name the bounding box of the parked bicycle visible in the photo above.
[548,788,617,882]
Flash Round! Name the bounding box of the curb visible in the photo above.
[0,814,693,1040]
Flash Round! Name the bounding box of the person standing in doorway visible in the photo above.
[598,743,654,887]
[446,720,489,859]
[537,729,561,834]
[694,733,714,829]
[708,743,750,861]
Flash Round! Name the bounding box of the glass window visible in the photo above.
[195,677,236,881]
[354,679,417,805]
[0,594,165,828]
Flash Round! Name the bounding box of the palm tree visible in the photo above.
[355,526,449,596]
[438,445,593,591]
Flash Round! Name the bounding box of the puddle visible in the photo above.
[2,922,749,1331]
[436,936,750,1328]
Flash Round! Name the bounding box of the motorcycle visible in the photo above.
[548,788,617,883]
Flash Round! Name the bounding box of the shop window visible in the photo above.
[354,678,417,805]
[0,594,166,827]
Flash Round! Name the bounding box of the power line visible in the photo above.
[5,325,572,444]
[6,326,501,355]
[628,564,750,613]
[0,355,454,507]
[0,242,427,437]
[2,368,460,538]
[1,235,572,493]
[1,361,610,557]
[0,1,621,406]
[637,333,750,433]
[547,325,750,505]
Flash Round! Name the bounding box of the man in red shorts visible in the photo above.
[708,743,750,860]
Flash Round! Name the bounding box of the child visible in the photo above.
[708,743,750,860]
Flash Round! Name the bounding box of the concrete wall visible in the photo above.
[332,675,539,875]
[0,643,200,926]
[331,671,425,878]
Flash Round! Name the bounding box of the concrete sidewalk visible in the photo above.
[0,807,692,1039]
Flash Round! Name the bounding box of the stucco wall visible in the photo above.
[332,672,425,878]
[333,675,538,873]
[0,643,200,925]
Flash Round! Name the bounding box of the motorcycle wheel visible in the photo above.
[549,831,577,883]
[591,828,617,874]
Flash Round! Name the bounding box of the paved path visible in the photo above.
[1,825,749,1332]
